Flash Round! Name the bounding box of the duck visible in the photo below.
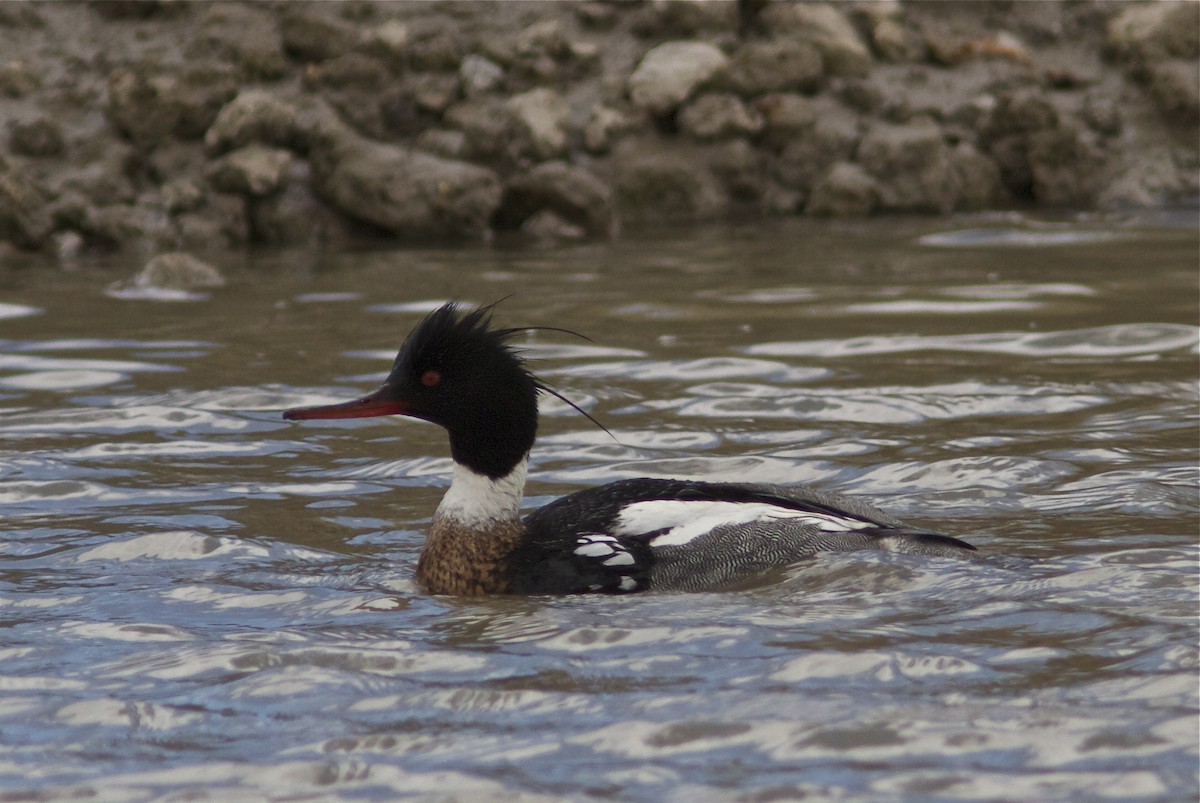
[283,302,976,595]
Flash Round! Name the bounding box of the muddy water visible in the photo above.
[2,213,1197,801]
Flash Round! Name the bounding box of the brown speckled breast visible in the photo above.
[416,517,525,595]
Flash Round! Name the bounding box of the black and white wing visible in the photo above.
[505,531,653,595]
[516,478,974,594]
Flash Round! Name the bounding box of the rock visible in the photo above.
[172,192,250,250]
[0,0,1191,257]
[507,88,571,160]
[583,104,635,153]
[107,68,182,147]
[986,135,1035,198]
[980,89,1104,203]
[949,144,1005,210]
[1097,146,1197,209]
[0,155,54,248]
[51,230,84,263]
[867,16,925,63]
[512,19,574,79]
[1026,125,1104,207]
[106,63,238,147]
[142,140,205,188]
[630,0,736,39]
[725,39,824,95]
[172,65,241,139]
[760,3,872,78]
[409,73,462,114]
[303,53,392,139]
[206,143,293,197]
[45,190,88,236]
[204,90,302,154]
[520,209,587,242]
[444,96,517,165]
[0,59,40,98]
[311,134,501,240]
[415,128,468,160]
[365,19,409,61]
[80,201,173,251]
[737,0,772,37]
[279,8,359,63]
[303,52,388,91]
[88,0,174,20]
[757,93,819,147]
[0,2,43,26]
[1101,4,1199,152]
[805,161,878,216]
[857,118,944,177]
[52,147,138,207]
[494,161,615,238]
[1083,91,1122,136]
[856,118,961,213]
[628,41,729,115]
[835,79,887,116]
[678,92,763,141]
[133,252,225,290]
[944,95,997,144]
[576,2,617,31]
[708,138,766,202]
[160,178,206,214]
[375,11,416,42]
[378,85,438,139]
[612,138,727,221]
[8,116,65,158]
[404,16,470,71]
[1145,60,1200,127]
[987,90,1059,138]
[248,159,357,245]
[759,182,804,215]
[768,97,860,192]
[195,3,288,81]
[984,88,1060,196]
[1107,3,1199,62]
[460,54,505,96]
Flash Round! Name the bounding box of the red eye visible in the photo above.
[421,370,441,388]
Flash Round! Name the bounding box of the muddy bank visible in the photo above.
[0,0,1196,263]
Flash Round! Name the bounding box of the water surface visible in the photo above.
[2,213,1197,801]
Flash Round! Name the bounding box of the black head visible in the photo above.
[284,302,539,479]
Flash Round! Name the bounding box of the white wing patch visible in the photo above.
[573,534,638,567]
[613,500,874,548]
[573,534,643,592]
[575,541,616,558]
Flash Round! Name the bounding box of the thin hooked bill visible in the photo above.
[282,387,408,421]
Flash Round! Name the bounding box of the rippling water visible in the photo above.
[2,214,1197,801]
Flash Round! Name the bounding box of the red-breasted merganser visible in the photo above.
[283,303,975,595]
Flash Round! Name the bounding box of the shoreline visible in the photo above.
[0,0,1196,265]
